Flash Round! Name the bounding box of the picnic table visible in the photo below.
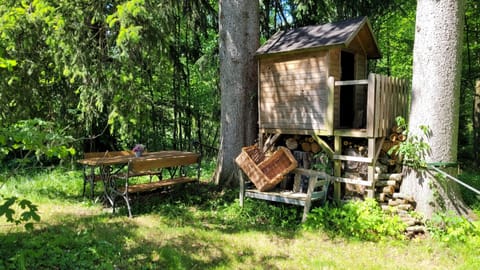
[77,150,201,217]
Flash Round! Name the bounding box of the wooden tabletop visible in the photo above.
[77,151,200,167]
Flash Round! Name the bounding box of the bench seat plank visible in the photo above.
[119,177,196,193]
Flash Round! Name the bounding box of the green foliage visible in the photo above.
[0,118,75,165]
[388,116,431,170]
[303,198,406,241]
[218,198,302,230]
[427,211,480,244]
[0,196,40,230]
[0,0,220,160]
[458,170,480,208]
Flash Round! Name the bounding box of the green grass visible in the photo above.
[0,167,479,269]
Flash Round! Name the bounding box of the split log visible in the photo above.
[392,193,415,203]
[381,185,395,195]
[401,217,419,227]
[389,133,398,142]
[388,199,407,206]
[397,134,407,142]
[285,138,298,150]
[301,142,311,152]
[396,204,413,211]
[406,225,426,234]
[375,180,397,187]
[376,192,391,202]
[374,173,403,181]
[310,142,321,154]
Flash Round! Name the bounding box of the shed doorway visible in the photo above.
[340,51,355,128]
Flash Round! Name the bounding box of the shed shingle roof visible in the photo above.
[256,16,381,59]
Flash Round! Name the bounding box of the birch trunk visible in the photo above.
[215,0,259,186]
[400,0,471,219]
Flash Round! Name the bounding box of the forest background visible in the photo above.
[0,0,479,169]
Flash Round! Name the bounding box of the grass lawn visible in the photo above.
[0,168,479,269]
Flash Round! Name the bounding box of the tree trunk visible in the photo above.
[215,0,259,186]
[400,0,469,219]
[474,80,480,166]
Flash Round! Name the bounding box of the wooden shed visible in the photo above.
[254,17,410,200]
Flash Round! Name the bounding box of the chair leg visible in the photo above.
[82,167,88,197]
[112,195,117,214]
[82,179,87,197]
[302,199,312,223]
[122,193,132,218]
[90,179,95,200]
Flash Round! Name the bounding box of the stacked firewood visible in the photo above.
[381,193,426,238]
[380,125,407,169]
[285,136,322,153]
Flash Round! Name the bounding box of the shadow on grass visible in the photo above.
[106,181,305,238]
[0,211,238,269]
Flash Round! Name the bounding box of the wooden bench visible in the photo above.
[110,154,200,217]
[82,151,132,199]
[239,167,331,222]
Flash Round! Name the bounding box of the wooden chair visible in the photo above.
[239,167,331,222]
[82,151,132,199]
[111,157,199,217]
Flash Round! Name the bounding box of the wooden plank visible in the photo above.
[334,79,368,86]
[366,138,376,198]
[260,97,327,108]
[334,177,373,187]
[333,129,368,137]
[333,154,372,163]
[260,94,327,103]
[366,73,376,137]
[260,120,326,130]
[260,107,327,118]
[245,190,307,206]
[374,74,382,137]
[121,177,196,193]
[259,128,332,136]
[327,76,335,134]
[260,50,327,67]
[374,173,403,181]
[260,71,326,81]
[260,59,327,73]
[333,136,342,201]
[261,77,326,88]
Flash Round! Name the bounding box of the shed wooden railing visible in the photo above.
[329,73,410,138]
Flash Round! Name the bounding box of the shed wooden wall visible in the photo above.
[258,51,331,134]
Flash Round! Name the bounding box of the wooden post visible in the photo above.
[239,168,245,207]
[366,138,376,198]
[366,73,375,137]
[475,80,480,166]
[327,76,335,135]
[334,136,342,202]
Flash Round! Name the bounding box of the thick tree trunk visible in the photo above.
[215,0,259,186]
[400,0,469,218]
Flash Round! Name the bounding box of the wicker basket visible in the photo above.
[235,145,298,192]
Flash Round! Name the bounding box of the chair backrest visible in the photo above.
[84,150,133,159]
[130,158,165,173]
[84,152,109,159]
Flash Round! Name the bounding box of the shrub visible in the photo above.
[427,211,480,244]
[303,198,406,241]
